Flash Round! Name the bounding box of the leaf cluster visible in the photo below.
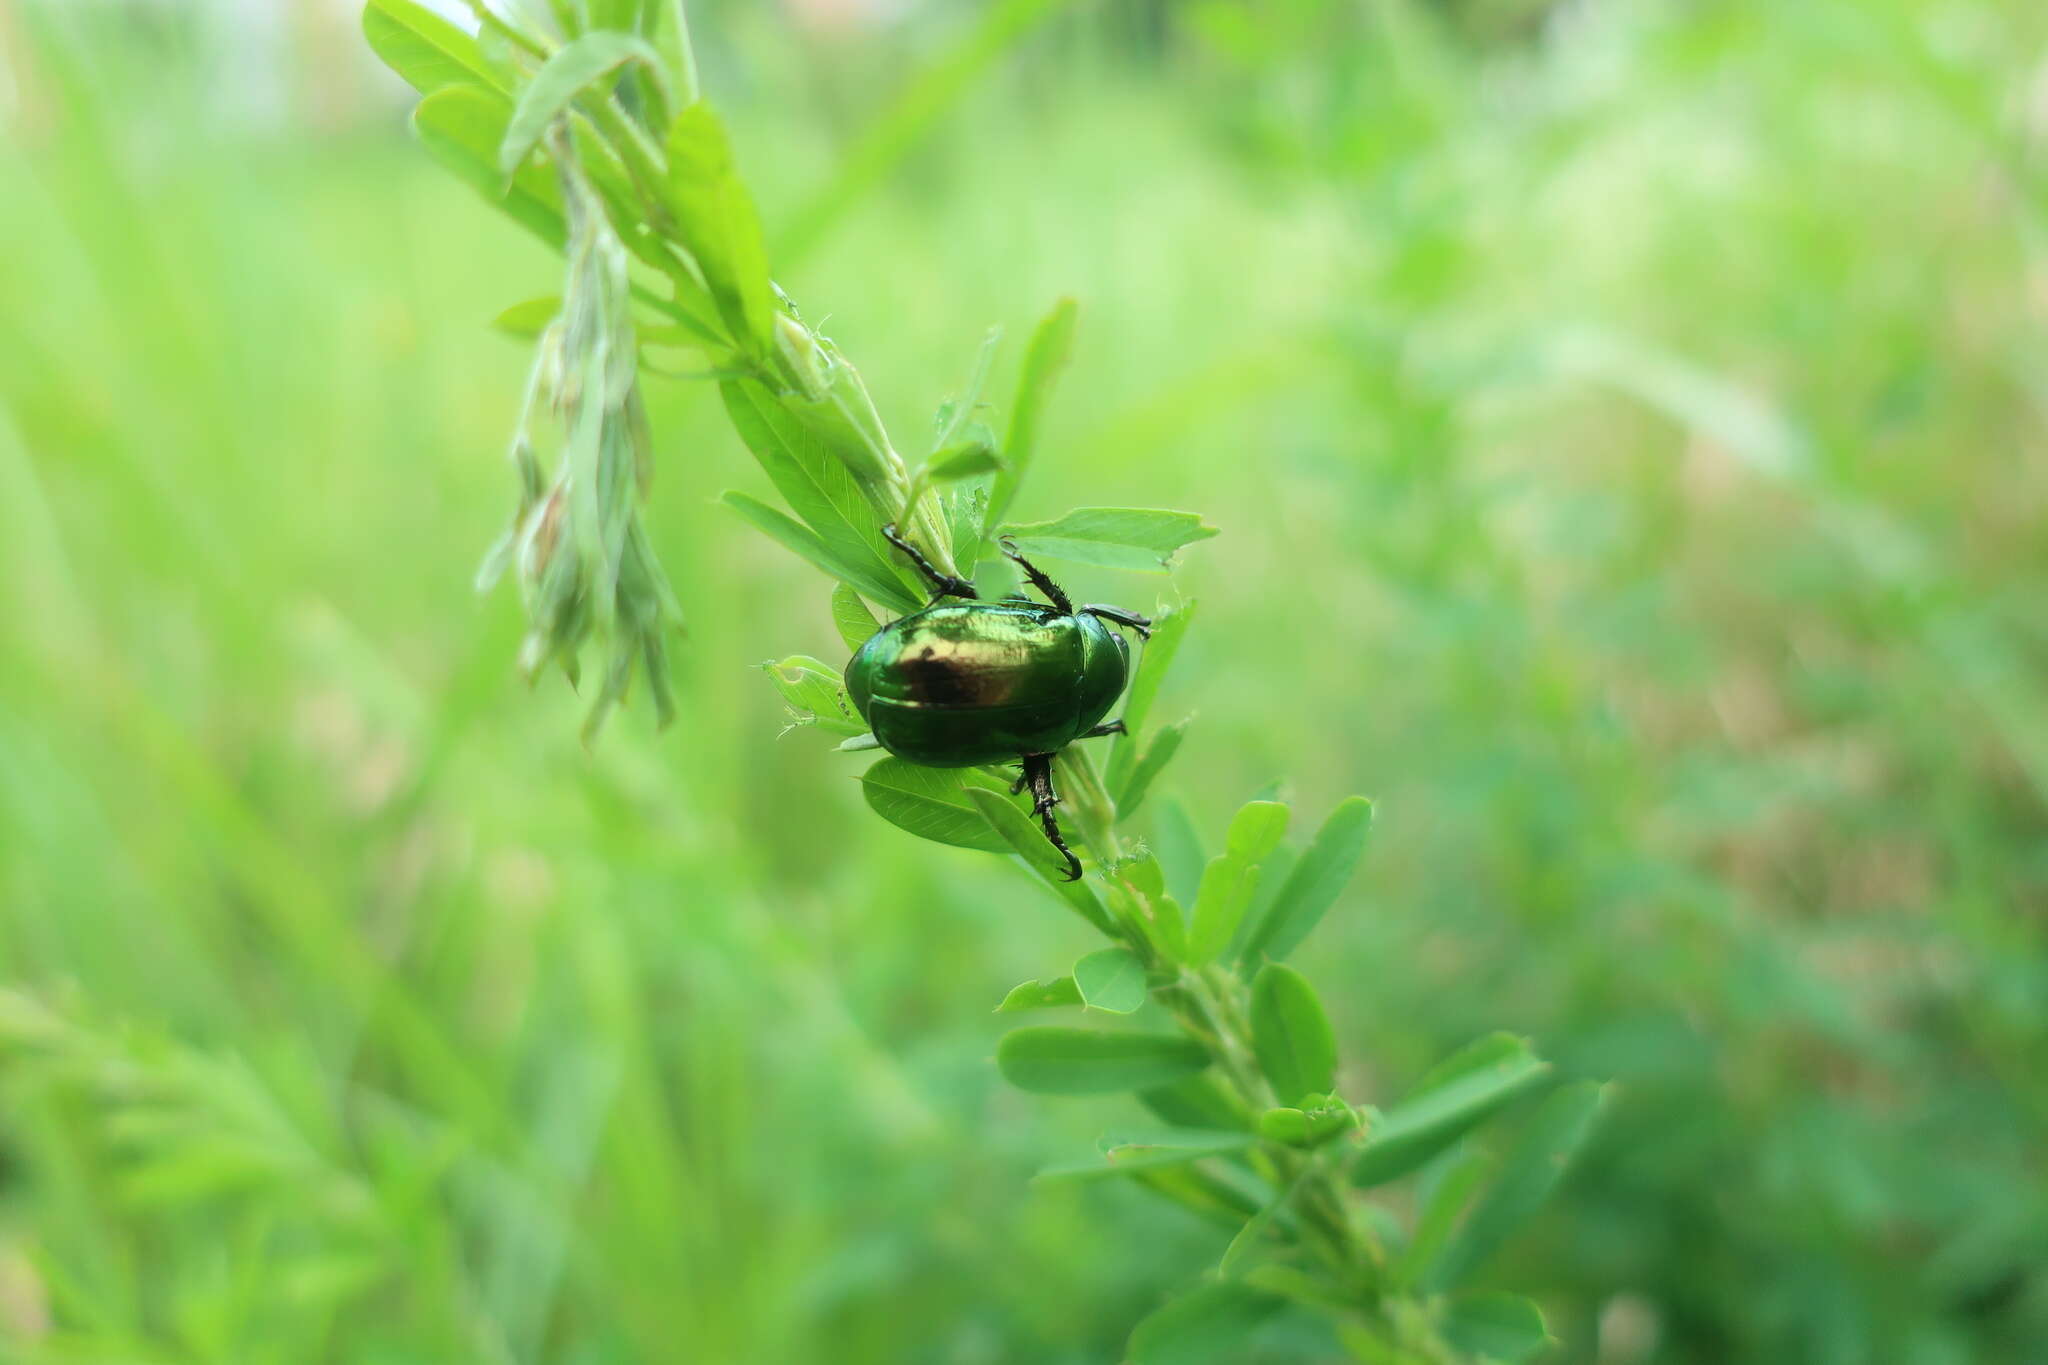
[365,6,1604,1360]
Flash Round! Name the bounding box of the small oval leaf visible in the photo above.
[1073,946,1148,1014]
[997,1027,1209,1095]
[1239,796,1373,964]
[830,582,880,654]
[1249,963,1337,1106]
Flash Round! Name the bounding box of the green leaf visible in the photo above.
[413,87,567,248]
[1108,600,1195,792]
[1127,1281,1283,1365]
[987,297,1075,531]
[925,439,1001,482]
[1225,800,1289,862]
[667,104,777,355]
[1440,1293,1552,1363]
[1139,1072,1250,1133]
[721,491,919,613]
[760,656,865,737]
[860,759,1017,853]
[1073,947,1148,1015]
[1249,964,1337,1106]
[963,789,1116,936]
[720,378,920,608]
[490,296,561,339]
[362,0,511,96]
[1152,795,1207,906]
[996,976,1082,1012]
[1188,801,1289,964]
[498,32,668,178]
[1002,506,1220,572]
[1394,1145,1493,1288]
[1220,1169,1305,1276]
[830,582,880,654]
[1426,1081,1609,1291]
[1036,1128,1255,1183]
[1352,1035,1552,1188]
[1238,796,1374,964]
[1114,720,1187,819]
[933,326,1004,449]
[997,1027,1209,1095]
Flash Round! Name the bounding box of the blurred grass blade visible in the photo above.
[998,1028,1210,1095]
[1424,1082,1609,1291]
[362,0,513,96]
[1249,964,1336,1107]
[1127,1280,1283,1365]
[1353,1035,1551,1188]
[1001,507,1219,572]
[777,0,1084,264]
[986,297,1076,531]
[1237,796,1373,964]
[499,31,668,179]
[413,87,567,248]
[1440,1292,1552,1363]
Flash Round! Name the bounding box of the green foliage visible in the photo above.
[1072,946,1149,1014]
[1002,506,1220,572]
[1249,963,1338,1107]
[1127,1280,1284,1364]
[1238,795,1375,964]
[997,1028,1212,1095]
[13,0,2040,1360]
[1353,1035,1552,1188]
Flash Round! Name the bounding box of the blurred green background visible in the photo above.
[3,0,2047,1361]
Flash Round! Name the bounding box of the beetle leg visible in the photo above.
[1021,752,1084,882]
[1080,720,1127,739]
[882,523,978,601]
[997,537,1074,615]
[1078,604,1153,640]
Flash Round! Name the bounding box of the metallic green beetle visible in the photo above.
[847,526,1153,880]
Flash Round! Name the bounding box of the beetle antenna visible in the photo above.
[997,537,1073,615]
[1077,604,1153,640]
[882,523,978,601]
[1021,752,1084,882]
